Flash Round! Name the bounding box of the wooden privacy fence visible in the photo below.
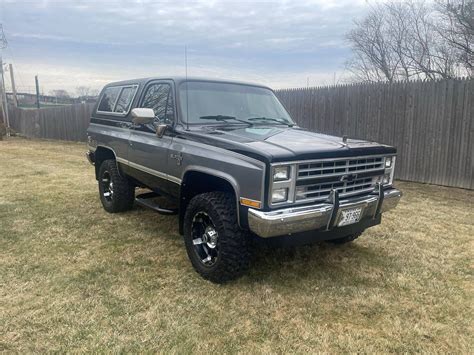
[3,78,472,189]
[8,103,95,142]
[276,78,473,189]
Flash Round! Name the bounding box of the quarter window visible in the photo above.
[141,83,174,125]
[115,86,136,113]
[97,85,137,114]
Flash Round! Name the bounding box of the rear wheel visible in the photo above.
[326,232,362,245]
[183,192,250,283]
[98,159,135,213]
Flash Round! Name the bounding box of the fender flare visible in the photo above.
[179,165,243,230]
[91,145,124,179]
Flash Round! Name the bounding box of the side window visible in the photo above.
[97,87,121,112]
[114,86,137,113]
[141,83,175,125]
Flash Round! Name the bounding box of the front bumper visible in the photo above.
[248,188,402,238]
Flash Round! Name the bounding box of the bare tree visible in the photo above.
[401,1,459,79]
[346,0,469,82]
[436,0,473,75]
[51,89,70,98]
[75,86,92,97]
[384,2,414,79]
[346,6,400,82]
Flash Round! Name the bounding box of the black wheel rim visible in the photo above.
[101,171,114,202]
[191,211,219,266]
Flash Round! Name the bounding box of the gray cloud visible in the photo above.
[1,0,369,93]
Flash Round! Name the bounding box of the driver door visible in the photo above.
[127,80,176,196]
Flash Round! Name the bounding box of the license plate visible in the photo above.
[338,207,363,227]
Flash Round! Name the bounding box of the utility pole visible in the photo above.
[0,59,10,134]
[0,24,10,134]
[35,75,40,109]
[9,64,17,107]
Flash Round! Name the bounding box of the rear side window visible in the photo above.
[97,85,138,115]
[98,87,121,112]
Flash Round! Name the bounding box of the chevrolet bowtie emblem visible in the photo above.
[340,173,357,182]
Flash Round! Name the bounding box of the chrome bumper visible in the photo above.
[248,188,402,238]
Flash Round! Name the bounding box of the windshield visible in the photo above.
[178,81,294,125]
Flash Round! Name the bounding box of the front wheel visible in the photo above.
[98,159,135,213]
[183,192,250,283]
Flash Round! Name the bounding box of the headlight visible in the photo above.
[273,166,289,181]
[383,156,396,186]
[272,188,288,203]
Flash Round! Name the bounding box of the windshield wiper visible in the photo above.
[199,115,252,125]
[247,117,294,127]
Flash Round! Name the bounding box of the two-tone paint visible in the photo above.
[87,76,399,236]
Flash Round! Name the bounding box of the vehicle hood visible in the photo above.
[181,125,396,163]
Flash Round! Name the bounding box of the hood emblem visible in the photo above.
[340,135,349,147]
[340,173,357,182]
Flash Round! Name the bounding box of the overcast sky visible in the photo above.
[0,0,371,95]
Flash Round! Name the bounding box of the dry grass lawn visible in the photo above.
[1,137,473,353]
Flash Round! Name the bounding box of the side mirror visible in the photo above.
[155,123,169,138]
[131,108,155,125]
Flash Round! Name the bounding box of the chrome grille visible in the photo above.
[295,156,385,202]
[298,156,384,179]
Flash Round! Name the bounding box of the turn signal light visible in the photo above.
[240,198,262,209]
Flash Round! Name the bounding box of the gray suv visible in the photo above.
[86,77,402,283]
